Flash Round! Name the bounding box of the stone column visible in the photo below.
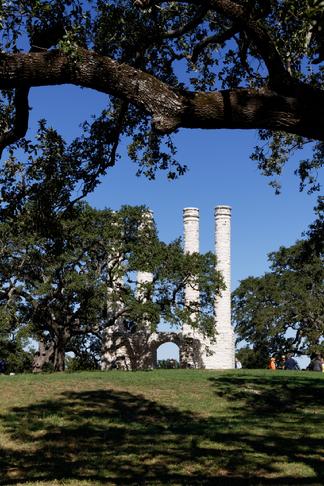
[182,208,200,337]
[209,205,235,368]
[135,210,156,369]
[101,212,130,370]
[137,209,154,294]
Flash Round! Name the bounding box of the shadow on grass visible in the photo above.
[0,373,324,485]
[208,372,324,483]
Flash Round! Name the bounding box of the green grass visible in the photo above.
[0,369,324,485]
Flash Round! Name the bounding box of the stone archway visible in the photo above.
[149,332,181,368]
[149,332,204,369]
[101,330,207,370]
[156,341,180,367]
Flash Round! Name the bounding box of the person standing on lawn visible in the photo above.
[0,359,6,374]
[307,354,323,372]
[268,357,276,370]
[284,354,300,370]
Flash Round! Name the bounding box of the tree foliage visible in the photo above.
[236,346,266,369]
[233,205,324,358]
[0,264,34,373]
[0,0,322,205]
[0,198,223,371]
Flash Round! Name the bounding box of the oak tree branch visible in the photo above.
[0,48,323,157]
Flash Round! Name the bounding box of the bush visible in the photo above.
[236,347,267,369]
[157,359,179,369]
[66,353,100,372]
[0,341,34,374]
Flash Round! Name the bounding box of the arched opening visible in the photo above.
[156,342,180,369]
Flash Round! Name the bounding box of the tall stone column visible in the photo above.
[209,205,235,368]
[101,212,129,370]
[135,210,156,369]
[182,208,200,337]
[181,207,204,368]
[137,209,154,295]
[102,209,157,370]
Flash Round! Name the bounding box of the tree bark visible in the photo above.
[0,49,323,142]
[52,327,71,371]
[32,330,68,372]
[32,340,54,372]
[53,341,66,372]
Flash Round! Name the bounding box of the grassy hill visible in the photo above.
[0,369,324,485]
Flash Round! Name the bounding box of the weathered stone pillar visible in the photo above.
[101,212,131,370]
[101,266,130,368]
[182,207,200,337]
[181,208,204,368]
[137,209,154,294]
[134,209,156,369]
[208,205,235,368]
[102,209,157,370]
[183,207,200,254]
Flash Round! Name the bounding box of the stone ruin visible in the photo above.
[101,206,235,370]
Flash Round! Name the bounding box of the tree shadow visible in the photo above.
[0,376,324,485]
[208,372,324,483]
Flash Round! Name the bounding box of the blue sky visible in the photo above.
[28,85,322,364]
[29,85,321,287]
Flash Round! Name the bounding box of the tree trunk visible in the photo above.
[32,340,54,372]
[53,335,67,371]
[32,330,68,372]
[53,343,65,371]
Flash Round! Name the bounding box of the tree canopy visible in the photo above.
[0,200,223,371]
[233,206,324,359]
[0,0,323,199]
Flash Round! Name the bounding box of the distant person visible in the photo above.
[0,358,6,374]
[278,355,286,369]
[284,354,300,371]
[268,357,276,370]
[235,358,242,369]
[307,354,323,372]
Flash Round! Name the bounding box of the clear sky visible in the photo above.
[27,85,322,364]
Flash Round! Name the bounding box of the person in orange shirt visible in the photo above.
[268,357,276,370]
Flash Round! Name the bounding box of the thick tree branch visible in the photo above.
[0,32,60,158]
[0,49,184,134]
[0,49,323,150]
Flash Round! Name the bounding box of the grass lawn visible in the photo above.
[0,369,324,485]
